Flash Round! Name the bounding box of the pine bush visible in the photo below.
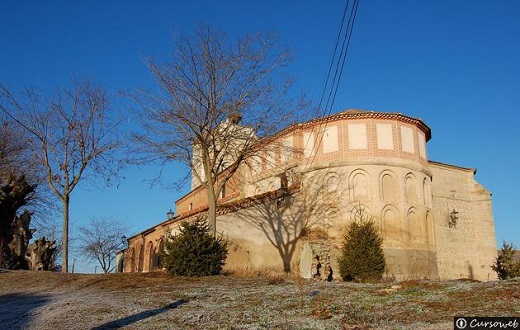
[337,213,386,282]
[160,218,228,277]
[492,241,520,280]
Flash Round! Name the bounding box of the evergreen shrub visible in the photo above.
[337,210,386,282]
[160,218,228,277]
[492,241,520,280]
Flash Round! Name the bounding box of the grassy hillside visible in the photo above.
[0,270,518,329]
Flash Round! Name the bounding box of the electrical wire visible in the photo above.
[325,0,359,116]
[302,0,360,171]
[316,0,351,115]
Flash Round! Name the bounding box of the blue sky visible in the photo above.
[1,0,519,273]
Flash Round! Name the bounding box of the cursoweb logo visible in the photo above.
[455,317,468,329]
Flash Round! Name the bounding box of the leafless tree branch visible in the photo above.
[0,77,124,272]
[131,24,309,235]
[78,218,128,273]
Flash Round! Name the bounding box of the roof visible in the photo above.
[274,109,432,142]
[127,184,301,241]
[428,160,477,174]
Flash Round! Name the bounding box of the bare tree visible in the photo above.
[1,117,60,242]
[78,218,127,273]
[33,215,62,270]
[0,121,29,178]
[133,24,307,236]
[0,174,36,268]
[0,118,55,269]
[0,78,123,272]
[0,121,34,268]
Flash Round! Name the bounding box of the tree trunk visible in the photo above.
[206,187,217,237]
[62,194,69,273]
[26,237,57,271]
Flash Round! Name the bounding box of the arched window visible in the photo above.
[324,172,339,193]
[423,177,432,207]
[407,207,425,247]
[157,239,165,269]
[147,241,155,272]
[382,205,400,246]
[117,254,124,273]
[405,174,418,204]
[380,171,399,202]
[350,170,370,201]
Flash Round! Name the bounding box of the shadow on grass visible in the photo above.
[91,299,188,329]
[0,292,52,328]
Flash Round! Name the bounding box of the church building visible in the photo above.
[121,109,497,281]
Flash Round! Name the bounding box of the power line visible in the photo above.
[325,0,359,116]
[303,0,360,170]
[316,0,351,116]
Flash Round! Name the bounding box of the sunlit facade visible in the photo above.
[121,110,497,281]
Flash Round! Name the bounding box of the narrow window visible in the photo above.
[280,173,288,190]
[220,184,226,199]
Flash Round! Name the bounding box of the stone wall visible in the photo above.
[122,111,498,282]
[429,162,497,281]
[125,159,498,281]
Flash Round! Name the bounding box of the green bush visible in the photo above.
[337,212,386,282]
[492,241,520,280]
[160,218,228,277]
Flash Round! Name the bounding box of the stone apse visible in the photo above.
[122,110,497,281]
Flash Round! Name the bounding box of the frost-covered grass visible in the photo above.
[0,270,518,329]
